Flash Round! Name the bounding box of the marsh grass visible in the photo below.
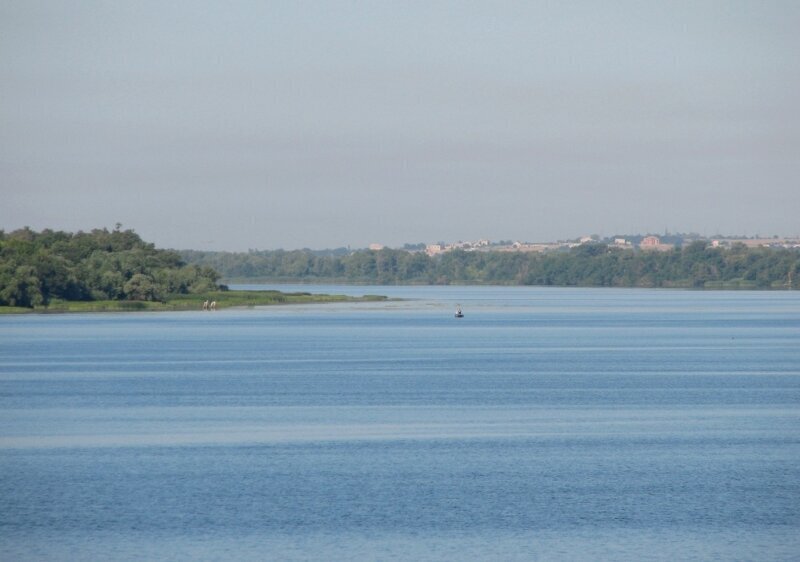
[2,290,387,314]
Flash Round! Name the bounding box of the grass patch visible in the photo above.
[0,306,34,314]
[1,290,387,314]
[703,279,761,290]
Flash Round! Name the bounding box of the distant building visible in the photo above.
[425,244,443,256]
[507,243,556,253]
[736,238,794,248]
[369,243,385,251]
[640,236,673,251]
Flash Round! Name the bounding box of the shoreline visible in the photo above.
[222,278,792,290]
[0,290,388,315]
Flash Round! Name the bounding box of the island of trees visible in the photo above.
[0,227,384,311]
[181,242,799,289]
[0,227,223,309]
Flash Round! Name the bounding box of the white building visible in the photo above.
[425,244,444,256]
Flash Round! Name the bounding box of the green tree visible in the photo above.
[0,265,43,307]
[123,273,158,301]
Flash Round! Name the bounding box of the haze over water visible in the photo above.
[1,286,799,560]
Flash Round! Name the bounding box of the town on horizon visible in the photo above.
[313,232,800,256]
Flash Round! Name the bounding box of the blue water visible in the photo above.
[1,286,799,560]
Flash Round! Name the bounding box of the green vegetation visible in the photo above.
[0,227,386,312]
[182,241,800,289]
[1,290,385,314]
[3,226,794,314]
[0,226,220,308]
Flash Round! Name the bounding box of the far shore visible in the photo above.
[0,289,388,314]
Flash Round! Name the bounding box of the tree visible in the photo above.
[123,273,158,301]
[0,265,43,307]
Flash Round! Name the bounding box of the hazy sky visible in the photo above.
[2,1,798,250]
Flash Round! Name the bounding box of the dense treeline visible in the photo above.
[182,242,800,289]
[0,227,220,307]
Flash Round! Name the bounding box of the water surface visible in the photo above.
[2,287,799,560]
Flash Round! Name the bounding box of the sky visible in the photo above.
[2,1,799,251]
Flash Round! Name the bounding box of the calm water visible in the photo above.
[1,286,799,560]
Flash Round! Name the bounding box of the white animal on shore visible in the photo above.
[203,300,209,310]
[210,301,217,311]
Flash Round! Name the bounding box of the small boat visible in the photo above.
[455,305,464,318]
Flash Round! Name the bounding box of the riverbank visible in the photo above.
[0,290,388,314]
[180,244,800,289]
